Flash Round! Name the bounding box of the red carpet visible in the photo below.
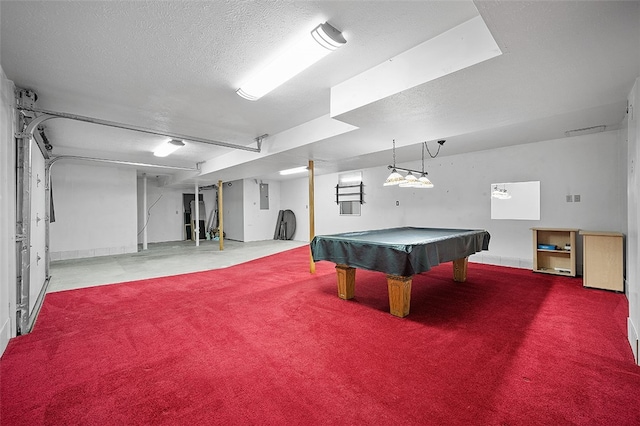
[1,246,639,425]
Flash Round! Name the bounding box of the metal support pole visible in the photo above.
[195,181,199,247]
[309,160,316,274]
[142,174,148,250]
[218,180,224,251]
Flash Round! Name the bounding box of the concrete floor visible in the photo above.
[48,239,308,292]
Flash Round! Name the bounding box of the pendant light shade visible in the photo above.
[404,172,418,183]
[417,174,434,188]
[384,169,405,186]
[400,173,433,188]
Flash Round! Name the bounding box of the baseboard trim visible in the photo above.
[469,254,532,270]
[50,245,138,261]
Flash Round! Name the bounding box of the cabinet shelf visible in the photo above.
[531,228,578,277]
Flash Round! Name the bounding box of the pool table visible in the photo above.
[310,227,490,317]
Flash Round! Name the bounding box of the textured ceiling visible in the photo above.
[1,1,639,187]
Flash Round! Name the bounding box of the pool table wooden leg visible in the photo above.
[387,275,412,317]
[336,264,355,299]
[453,257,468,282]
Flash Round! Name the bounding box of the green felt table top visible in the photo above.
[310,227,490,276]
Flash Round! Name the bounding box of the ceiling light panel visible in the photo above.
[154,139,185,157]
[279,166,308,175]
[237,22,346,101]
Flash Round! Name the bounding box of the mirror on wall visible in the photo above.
[490,181,540,220]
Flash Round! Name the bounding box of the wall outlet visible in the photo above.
[574,194,581,202]
[566,195,573,202]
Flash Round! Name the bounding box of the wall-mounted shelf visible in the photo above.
[335,183,364,205]
[531,228,578,277]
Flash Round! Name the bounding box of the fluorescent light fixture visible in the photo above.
[237,22,346,101]
[279,166,308,175]
[154,139,185,157]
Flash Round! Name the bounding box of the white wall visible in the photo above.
[135,178,275,244]
[222,179,244,241]
[136,180,217,244]
[281,168,406,242]
[407,131,625,270]
[627,77,639,364]
[50,163,138,260]
[243,180,282,242]
[0,67,16,355]
[282,130,626,274]
[137,177,186,243]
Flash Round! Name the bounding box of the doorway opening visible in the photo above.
[182,193,205,240]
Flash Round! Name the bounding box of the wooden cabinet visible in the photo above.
[531,228,578,277]
[580,231,624,292]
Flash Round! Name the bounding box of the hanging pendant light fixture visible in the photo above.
[385,140,441,188]
[400,142,434,188]
[383,139,407,186]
